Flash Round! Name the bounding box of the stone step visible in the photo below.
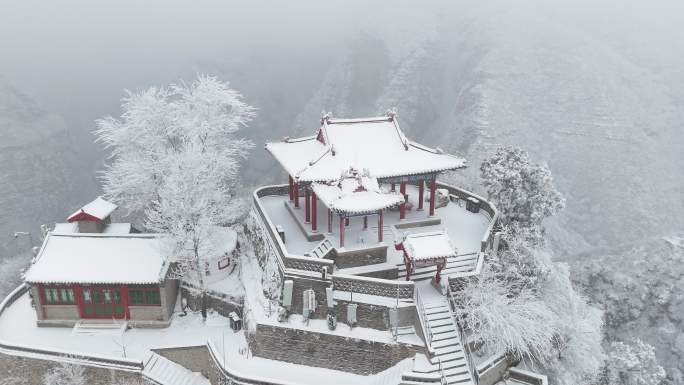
[431,352,466,365]
[429,324,456,335]
[427,318,453,328]
[426,312,451,322]
[430,338,461,349]
[425,306,449,316]
[430,330,459,342]
[433,344,463,356]
[143,352,209,385]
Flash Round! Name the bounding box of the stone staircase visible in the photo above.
[403,290,475,385]
[72,320,127,336]
[307,238,333,259]
[142,352,210,385]
[397,253,479,281]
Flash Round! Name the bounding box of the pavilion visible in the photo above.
[265,113,466,248]
[396,230,456,283]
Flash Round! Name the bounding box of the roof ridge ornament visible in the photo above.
[320,111,333,125]
[385,107,397,121]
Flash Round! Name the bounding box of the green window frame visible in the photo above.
[129,287,161,306]
[42,286,75,305]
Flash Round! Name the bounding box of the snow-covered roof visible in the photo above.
[266,115,466,182]
[67,196,118,222]
[53,222,133,234]
[311,169,404,215]
[403,230,456,262]
[24,233,170,284]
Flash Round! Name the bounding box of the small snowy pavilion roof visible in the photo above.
[24,233,169,284]
[67,196,118,222]
[403,231,456,262]
[266,115,466,182]
[312,169,404,215]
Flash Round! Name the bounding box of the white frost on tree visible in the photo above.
[96,75,255,319]
[600,339,666,385]
[42,362,86,385]
[480,146,565,244]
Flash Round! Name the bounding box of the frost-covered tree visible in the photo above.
[96,75,255,319]
[43,362,86,385]
[480,146,565,244]
[454,264,558,363]
[455,229,604,385]
[600,339,666,385]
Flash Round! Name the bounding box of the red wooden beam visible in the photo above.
[399,182,407,220]
[327,209,332,233]
[288,175,294,201]
[294,181,300,208]
[418,180,424,210]
[429,179,437,217]
[73,284,85,319]
[305,186,311,223]
[121,285,130,319]
[339,215,345,248]
[311,191,317,232]
[378,211,384,243]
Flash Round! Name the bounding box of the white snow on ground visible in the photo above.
[0,292,229,361]
[259,184,490,265]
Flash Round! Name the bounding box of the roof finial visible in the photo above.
[320,111,333,125]
[385,107,398,120]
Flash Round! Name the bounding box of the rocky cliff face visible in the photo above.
[0,77,96,294]
[570,235,684,384]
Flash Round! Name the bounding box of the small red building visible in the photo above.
[24,197,178,328]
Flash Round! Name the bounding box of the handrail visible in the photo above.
[435,181,499,253]
[438,357,448,385]
[414,290,433,348]
[447,287,479,385]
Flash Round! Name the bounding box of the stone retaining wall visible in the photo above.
[153,345,210,378]
[0,353,143,385]
[253,323,420,375]
[180,285,243,318]
[330,244,387,268]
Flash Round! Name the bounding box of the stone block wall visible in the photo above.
[287,275,330,319]
[154,345,210,378]
[0,353,143,385]
[331,245,387,268]
[334,300,390,330]
[179,286,243,318]
[253,323,420,375]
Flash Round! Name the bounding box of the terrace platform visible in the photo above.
[258,184,492,277]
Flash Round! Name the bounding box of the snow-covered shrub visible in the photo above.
[42,362,86,385]
[480,146,565,244]
[600,339,666,385]
[456,236,604,385]
[454,264,558,363]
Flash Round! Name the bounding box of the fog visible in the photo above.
[1,0,684,378]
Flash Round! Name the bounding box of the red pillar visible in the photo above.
[391,183,396,192]
[435,262,444,284]
[327,209,332,233]
[399,182,407,220]
[429,179,436,217]
[73,284,84,319]
[363,216,368,229]
[305,186,311,223]
[378,211,384,242]
[288,175,294,201]
[120,284,130,319]
[418,180,424,210]
[311,191,317,232]
[339,215,345,248]
[345,217,349,226]
[294,181,300,208]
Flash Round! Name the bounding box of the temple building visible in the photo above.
[23,197,178,328]
[266,113,467,248]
